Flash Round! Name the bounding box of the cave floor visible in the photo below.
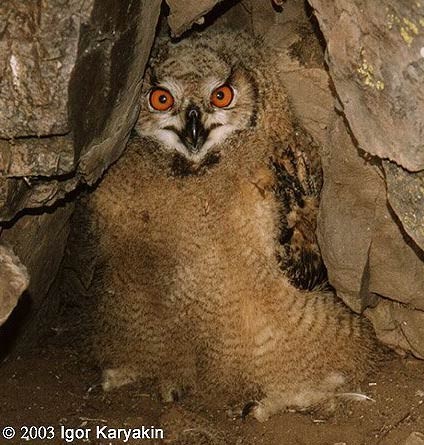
[0,338,423,445]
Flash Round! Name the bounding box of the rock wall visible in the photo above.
[0,0,162,338]
[0,243,29,326]
[309,0,424,358]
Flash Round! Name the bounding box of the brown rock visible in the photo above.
[0,175,79,222]
[366,299,424,359]
[309,0,424,172]
[317,116,383,313]
[317,114,424,356]
[1,203,74,337]
[0,0,93,138]
[0,136,74,178]
[70,0,162,183]
[309,0,424,357]
[0,243,29,326]
[384,161,424,252]
[166,0,222,36]
[0,0,162,347]
[368,196,424,311]
[0,0,162,221]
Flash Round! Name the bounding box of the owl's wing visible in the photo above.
[272,127,328,291]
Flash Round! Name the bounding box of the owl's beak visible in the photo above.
[182,107,206,153]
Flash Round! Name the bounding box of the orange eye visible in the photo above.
[149,88,174,111]
[211,84,234,108]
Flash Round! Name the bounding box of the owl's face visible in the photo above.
[136,41,258,163]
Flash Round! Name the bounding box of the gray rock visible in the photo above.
[309,0,424,171]
[0,0,162,221]
[384,161,424,252]
[0,243,29,326]
[166,0,222,36]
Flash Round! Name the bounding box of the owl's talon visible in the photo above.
[241,400,272,422]
[171,389,182,402]
[160,383,185,403]
[241,400,259,420]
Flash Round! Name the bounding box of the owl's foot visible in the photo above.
[101,367,139,391]
[242,400,272,422]
[242,388,349,421]
[159,381,186,403]
[242,394,290,422]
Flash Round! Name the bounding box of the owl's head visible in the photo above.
[136,32,259,164]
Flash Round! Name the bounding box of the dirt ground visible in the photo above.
[0,332,423,445]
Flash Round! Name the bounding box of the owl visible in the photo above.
[73,29,380,422]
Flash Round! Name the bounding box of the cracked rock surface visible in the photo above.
[0,0,161,331]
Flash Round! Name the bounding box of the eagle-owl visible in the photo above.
[73,29,379,421]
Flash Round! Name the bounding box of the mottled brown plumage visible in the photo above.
[75,30,379,421]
